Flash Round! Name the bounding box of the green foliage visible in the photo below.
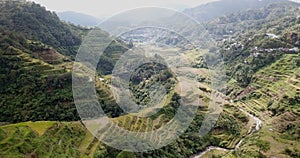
[129,62,176,106]
[0,122,85,158]
[0,1,126,122]
[0,1,299,158]
[209,2,300,88]
[97,40,131,75]
[116,151,136,158]
[255,139,270,152]
[192,56,208,69]
[284,148,300,157]
[0,1,85,57]
[0,15,80,123]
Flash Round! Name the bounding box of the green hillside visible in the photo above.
[233,54,300,158]
[0,102,250,158]
[0,0,86,123]
[183,0,295,22]
[202,2,300,157]
[0,121,103,158]
[0,0,87,57]
[0,26,79,122]
[0,0,299,158]
[0,2,250,155]
[0,1,128,123]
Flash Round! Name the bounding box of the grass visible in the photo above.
[2,48,297,158]
[201,149,229,158]
[0,122,91,158]
[78,130,95,155]
[1,121,55,136]
[88,139,100,158]
[232,54,300,157]
[184,49,208,61]
[22,121,55,136]
[235,123,300,158]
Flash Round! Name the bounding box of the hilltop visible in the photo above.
[0,0,132,123]
[0,0,87,123]
[57,11,102,27]
[202,1,300,157]
[0,0,299,158]
[0,1,253,158]
[0,0,88,57]
[183,0,298,23]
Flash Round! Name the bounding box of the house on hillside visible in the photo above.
[289,47,299,53]
[253,51,260,57]
[265,33,279,39]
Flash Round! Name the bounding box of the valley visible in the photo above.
[193,107,263,158]
[0,0,299,158]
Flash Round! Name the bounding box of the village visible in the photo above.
[222,32,299,58]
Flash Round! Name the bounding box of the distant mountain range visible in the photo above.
[0,0,300,157]
[57,0,297,27]
[57,11,102,27]
[183,0,297,22]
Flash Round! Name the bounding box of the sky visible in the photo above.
[30,0,220,18]
[30,0,300,18]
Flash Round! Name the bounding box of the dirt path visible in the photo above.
[191,107,263,158]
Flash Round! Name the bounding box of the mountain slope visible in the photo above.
[0,28,78,122]
[199,2,300,157]
[0,121,102,158]
[0,1,252,158]
[233,54,300,158]
[183,0,296,22]
[0,1,89,123]
[57,11,102,27]
[0,0,299,158]
[202,1,300,89]
[0,0,85,57]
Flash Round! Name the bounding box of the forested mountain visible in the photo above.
[206,2,300,90]
[183,0,297,22]
[0,0,87,57]
[204,2,300,157]
[0,0,90,123]
[0,0,299,158]
[57,11,102,27]
[0,1,131,124]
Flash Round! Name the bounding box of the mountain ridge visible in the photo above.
[57,11,102,27]
[183,0,298,22]
[0,0,299,157]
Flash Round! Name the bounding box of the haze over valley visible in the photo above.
[0,0,299,158]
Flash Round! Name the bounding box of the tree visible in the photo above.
[256,140,270,153]
[116,151,136,158]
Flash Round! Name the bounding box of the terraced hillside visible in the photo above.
[0,0,299,158]
[232,54,300,158]
[0,3,252,156]
[236,54,300,117]
[189,53,300,158]
[0,47,248,157]
[0,121,109,158]
[0,0,91,123]
[192,2,300,157]
[0,104,251,158]
[0,1,127,123]
[0,34,78,122]
[0,0,88,57]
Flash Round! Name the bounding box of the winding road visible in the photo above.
[191,107,263,158]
